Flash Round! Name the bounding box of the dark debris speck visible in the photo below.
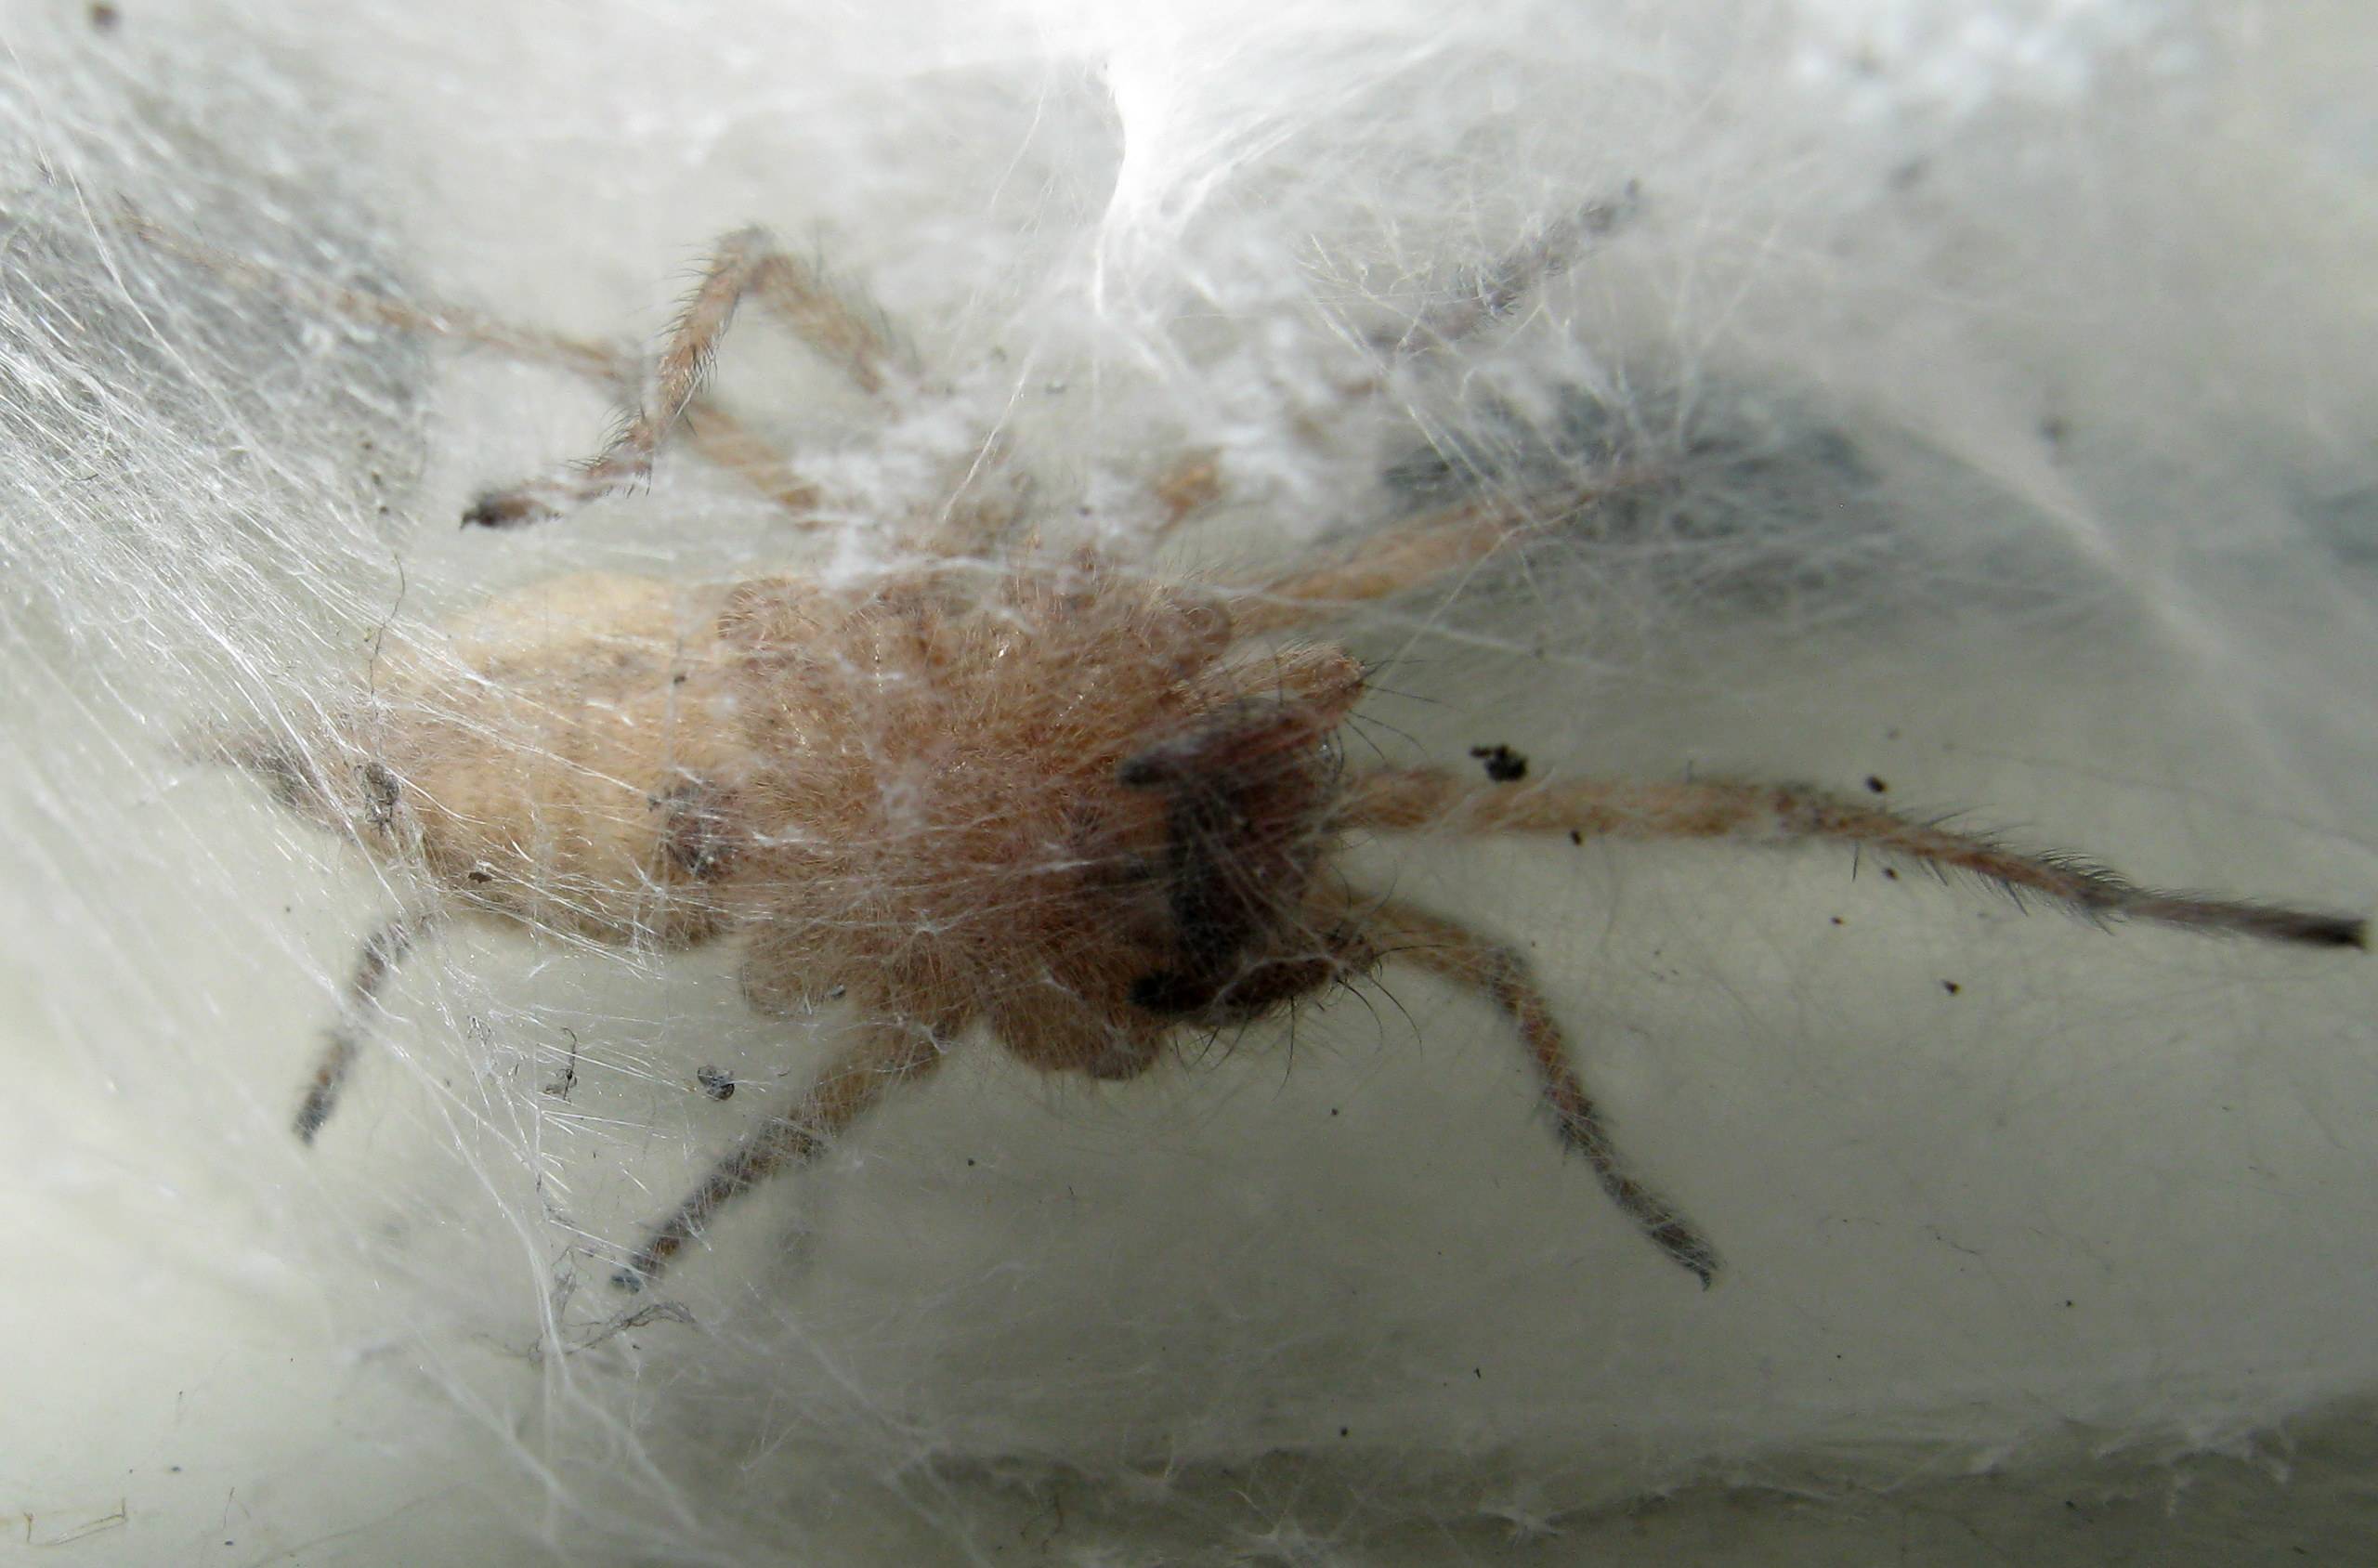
[1470,744,1529,783]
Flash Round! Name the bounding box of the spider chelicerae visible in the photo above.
[164,204,2361,1294]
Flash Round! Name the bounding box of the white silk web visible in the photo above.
[4,1,2375,1562]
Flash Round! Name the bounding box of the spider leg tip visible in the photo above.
[2267,911,2368,950]
[462,488,557,530]
[1674,1244,1719,1289]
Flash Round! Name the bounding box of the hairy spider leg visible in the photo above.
[1343,770,2369,949]
[741,230,902,397]
[615,1021,945,1289]
[465,227,904,529]
[115,210,830,529]
[1387,183,1643,356]
[906,429,1042,558]
[124,211,1265,551]
[116,207,624,378]
[1146,448,1224,541]
[1226,474,1647,635]
[294,915,434,1143]
[1347,888,1719,1285]
[675,403,828,518]
[1174,187,1644,562]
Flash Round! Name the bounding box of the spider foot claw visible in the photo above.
[1650,1224,1720,1289]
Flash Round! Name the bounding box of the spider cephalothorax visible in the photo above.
[704,557,1370,1078]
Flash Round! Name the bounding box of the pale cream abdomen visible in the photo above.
[372,572,745,944]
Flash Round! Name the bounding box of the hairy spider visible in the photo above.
[186,213,2361,1294]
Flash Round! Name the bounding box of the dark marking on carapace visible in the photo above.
[1118,696,1346,1026]
[655,778,739,881]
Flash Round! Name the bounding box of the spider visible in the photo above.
[177,211,2361,1295]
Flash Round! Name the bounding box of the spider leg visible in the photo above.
[741,232,902,396]
[115,211,837,529]
[614,1020,944,1289]
[116,206,626,379]
[1313,183,1643,414]
[294,914,434,1143]
[1385,183,1642,358]
[679,401,826,518]
[908,430,1040,558]
[467,227,903,529]
[1179,189,1639,573]
[1228,476,1643,634]
[1345,887,1718,1286]
[1146,448,1224,542]
[1344,769,2369,949]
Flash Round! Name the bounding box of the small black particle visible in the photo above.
[1469,744,1528,783]
[1882,867,1900,881]
[1339,1427,1351,1438]
[1941,980,1961,995]
[2063,1300,2075,1308]
[1568,830,1583,846]
[696,1065,735,1102]
[1473,1367,1483,1379]
[967,1157,976,1167]
[672,672,688,686]
[1864,775,1888,794]
[1829,916,1845,926]
[1329,1107,1339,1117]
